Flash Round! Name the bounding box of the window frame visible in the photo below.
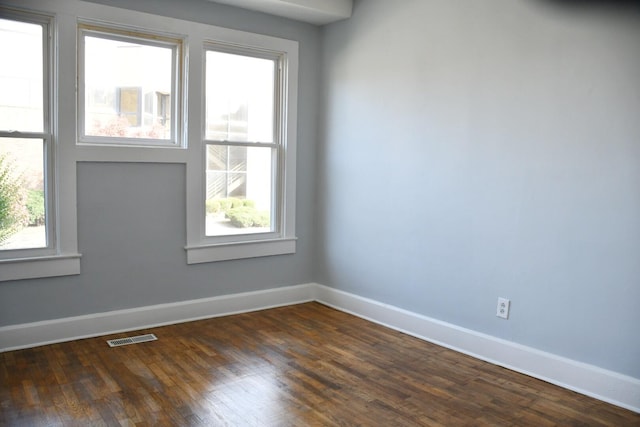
[185,35,298,264]
[77,23,185,148]
[203,44,282,243]
[0,6,80,281]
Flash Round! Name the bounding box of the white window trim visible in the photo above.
[0,0,298,278]
[0,4,81,282]
[50,0,192,165]
[185,28,298,264]
[0,0,298,281]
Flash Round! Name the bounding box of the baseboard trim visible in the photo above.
[1,282,638,413]
[312,284,640,414]
[0,283,314,352]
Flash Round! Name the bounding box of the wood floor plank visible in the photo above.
[1,302,638,426]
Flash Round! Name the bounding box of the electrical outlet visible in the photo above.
[496,297,510,319]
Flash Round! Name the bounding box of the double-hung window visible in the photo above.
[186,37,298,264]
[204,47,279,238]
[0,11,49,269]
[0,13,50,253]
[0,8,79,281]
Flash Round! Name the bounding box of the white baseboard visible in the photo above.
[1,282,638,413]
[0,283,314,352]
[312,284,640,414]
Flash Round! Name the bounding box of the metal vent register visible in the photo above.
[107,333,157,347]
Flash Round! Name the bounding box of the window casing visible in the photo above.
[0,6,80,281]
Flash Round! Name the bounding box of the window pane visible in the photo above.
[0,19,43,133]
[83,34,173,140]
[0,138,46,250]
[205,145,273,236]
[206,51,275,142]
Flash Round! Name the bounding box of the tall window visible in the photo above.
[78,25,183,147]
[187,39,298,264]
[205,49,278,237]
[0,15,50,254]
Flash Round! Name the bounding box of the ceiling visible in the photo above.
[206,0,353,25]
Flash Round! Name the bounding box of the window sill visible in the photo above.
[0,253,82,282]
[185,237,296,264]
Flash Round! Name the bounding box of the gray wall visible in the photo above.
[0,0,320,324]
[318,0,640,378]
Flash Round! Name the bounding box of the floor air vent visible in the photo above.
[107,333,157,347]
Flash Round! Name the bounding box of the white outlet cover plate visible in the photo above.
[497,297,510,319]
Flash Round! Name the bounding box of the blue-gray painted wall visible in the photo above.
[318,0,640,378]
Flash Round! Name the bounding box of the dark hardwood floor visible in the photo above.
[1,302,638,426]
